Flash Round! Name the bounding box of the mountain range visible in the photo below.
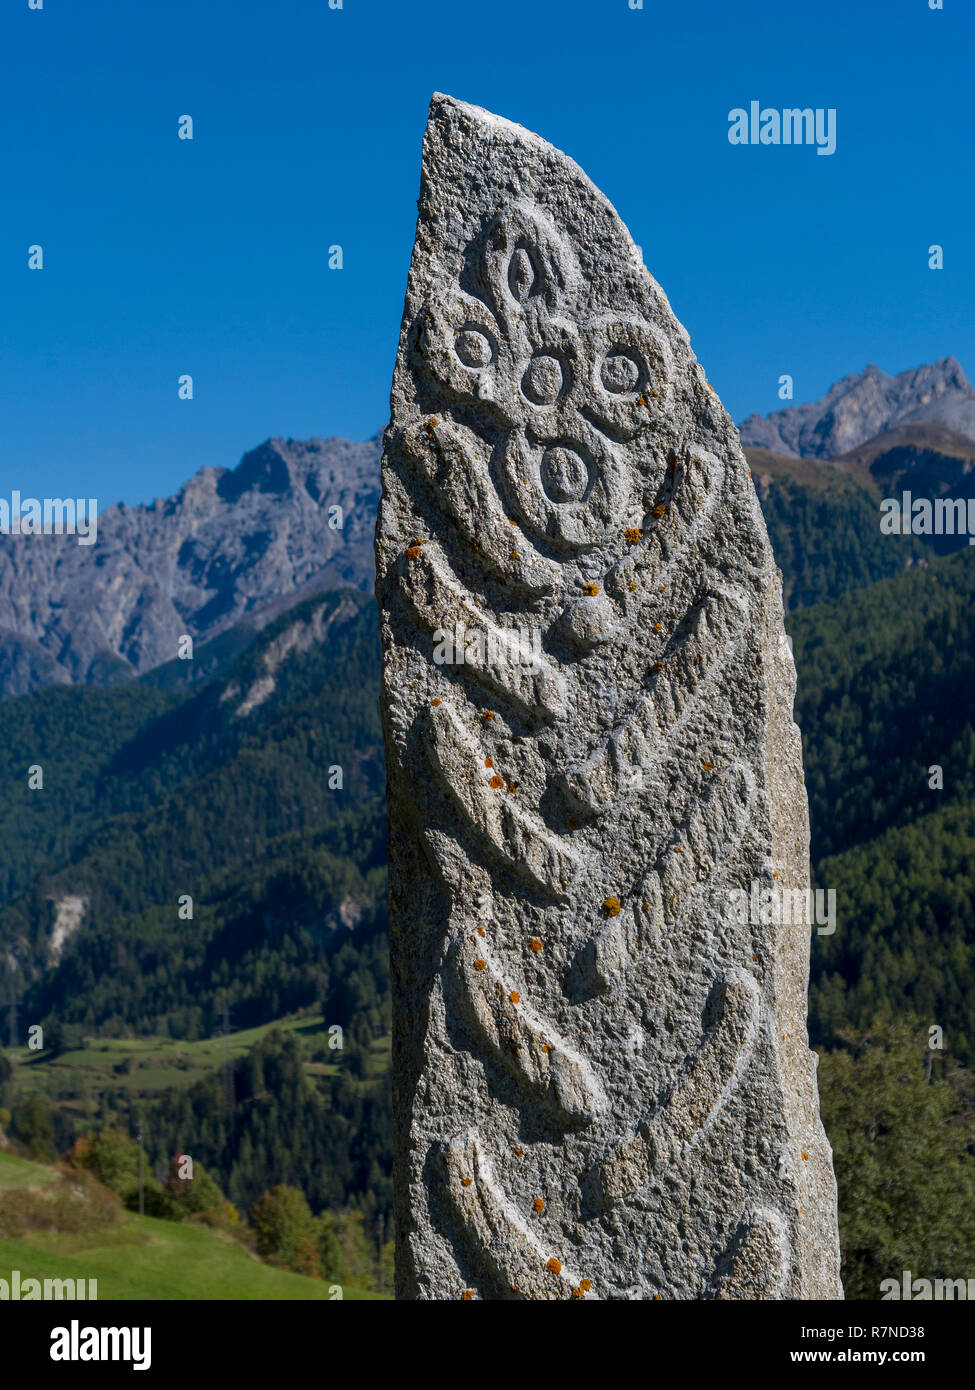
[0,436,380,699]
[738,356,975,458]
[1,358,973,702]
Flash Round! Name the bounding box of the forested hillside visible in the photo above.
[1,477,973,1299]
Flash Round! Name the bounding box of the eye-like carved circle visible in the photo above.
[508,246,537,302]
[540,445,590,503]
[522,353,566,405]
[600,351,641,395]
[454,326,495,368]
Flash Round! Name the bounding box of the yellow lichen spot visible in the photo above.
[477,926,485,937]
[484,757,494,768]
[702,760,713,771]
[533,1197,545,1213]
[474,959,486,972]
[653,622,663,631]
[509,517,519,525]
[427,418,438,427]
[510,549,519,558]
[483,710,495,721]
[649,389,658,398]
[651,504,666,518]
[405,545,421,561]
[652,661,664,672]
[603,896,622,917]
[489,774,504,789]
[514,1148,524,1158]
[582,583,600,596]
[801,1151,809,1161]
[461,1289,474,1300]
[507,782,518,794]
[461,1177,473,1187]
[580,1279,592,1293]
[628,581,637,591]
[510,990,520,1004]
[625,526,642,544]
[541,1043,550,1054]
[431,697,441,707]
[546,1258,562,1275]
[529,938,543,953]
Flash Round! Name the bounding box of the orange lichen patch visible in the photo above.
[702,760,713,770]
[708,384,714,392]
[510,991,520,1004]
[405,545,422,561]
[580,1279,592,1293]
[653,622,663,631]
[649,389,658,398]
[582,583,600,596]
[672,846,681,853]
[507,782,518,794]
[431,697,441,706]
[528,938,543,953]
[483,710,495,721]
[625,526,642,544]
[651,503,666,518]
[641,900,650,912]
[489,774,504,789]
[510,549,519,558]
[533,1198,545,1213]
[541,1043,550,1053]
[602,896,622,917]
[635,395,647,407]
[461,1290,474,1300]
[461,1177,473,1187]
[628,581,637,591]
[752,955,758,961]
[474,959,487,972]
[653,1293,661,1300]
[658,584,666,591]
[546,1258,562,1275]
[801,1151,809,1161]
[477,926,486,937]
[510,1286,518,1294]
[572,1286,584,1298]
[652,661,664,672]
[773,870,779,879]
[484,757,494,768]
[514,1148,524,1158]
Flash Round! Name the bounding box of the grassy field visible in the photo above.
[6,1010,390,1114]
[0,1152,386,1300]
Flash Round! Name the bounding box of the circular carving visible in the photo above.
[522,353,565,405]
[454,326,494,368]
[600,351,641,395]
[540,445,590,504]
[508,247,537,302]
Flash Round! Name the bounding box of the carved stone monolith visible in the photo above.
[376,93,843,1301]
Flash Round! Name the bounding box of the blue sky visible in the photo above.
[1,0,971,506]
